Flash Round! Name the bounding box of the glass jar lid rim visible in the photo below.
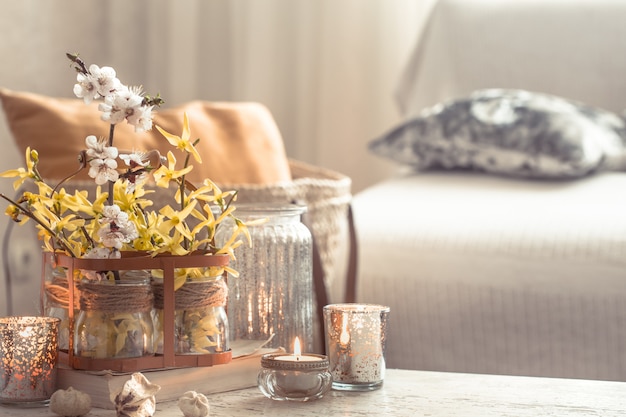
[232,203,307,215]
[323,303,391,313]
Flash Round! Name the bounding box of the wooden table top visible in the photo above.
[2,368,625,416]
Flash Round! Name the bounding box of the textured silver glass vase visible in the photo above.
[218,204,314,352]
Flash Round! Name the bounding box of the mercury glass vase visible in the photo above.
[217,204,314,352]
[0,316,61,406]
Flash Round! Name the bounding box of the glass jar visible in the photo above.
[43,266,72,351]
[152,273,229,354]
[74,270,154,359]
[216,204,314,352]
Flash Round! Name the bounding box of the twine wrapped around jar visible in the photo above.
[45,279,70,308]
[78,281,154,313]
[152,278,228,310]
[44,269,80,310]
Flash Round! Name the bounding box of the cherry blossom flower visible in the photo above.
[82,247,121,279]
[84,247,121,260]
[98,85,146,126]
[73,64,120,104]
[73,73,98,104]
[100,204,128,224]
[89,157,119,185]
[119,151,151,192]
[85,135,118,160]
[98,227,128,249]
[120,151,149,169]
[88,64,120,98]
[85,136,119,184]
[98,204,138,248]
[126,104,154,132]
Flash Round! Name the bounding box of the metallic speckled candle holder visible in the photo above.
[323,304,390,391]
[0,316,60,407]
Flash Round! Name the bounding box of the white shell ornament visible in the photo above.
[111,372,161,417]
[178,390,210,417]
[49,386,92,417]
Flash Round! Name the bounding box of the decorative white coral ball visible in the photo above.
[178,390,210,417]
[49,386,92,417]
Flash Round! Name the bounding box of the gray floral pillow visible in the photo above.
[369,89,626,178]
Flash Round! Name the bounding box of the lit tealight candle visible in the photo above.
[273,337,323,362]
[258,337,332,401]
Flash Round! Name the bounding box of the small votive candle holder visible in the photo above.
[258,339,332,402]
[0,316,61,407]
[323,303,390,391]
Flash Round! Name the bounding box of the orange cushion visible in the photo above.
[0,88,292,184]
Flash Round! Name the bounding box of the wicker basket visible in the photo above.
[219,159,352,294]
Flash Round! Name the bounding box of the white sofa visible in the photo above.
[349,0,626,381]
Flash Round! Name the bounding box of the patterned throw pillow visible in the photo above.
[369,89,626,179]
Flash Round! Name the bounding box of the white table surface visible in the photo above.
[2,368,625,416]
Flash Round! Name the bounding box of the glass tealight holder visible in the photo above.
[258,353,332,401]
[323,303,390,391]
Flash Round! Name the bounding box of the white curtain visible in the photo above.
[145,0,434,192]
[0,0,434,315]
[1,0,434,190]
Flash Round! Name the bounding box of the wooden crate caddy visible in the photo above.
[43,251,232,372]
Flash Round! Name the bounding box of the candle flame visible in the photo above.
[293,336,302,358]
[340,314,350,346]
